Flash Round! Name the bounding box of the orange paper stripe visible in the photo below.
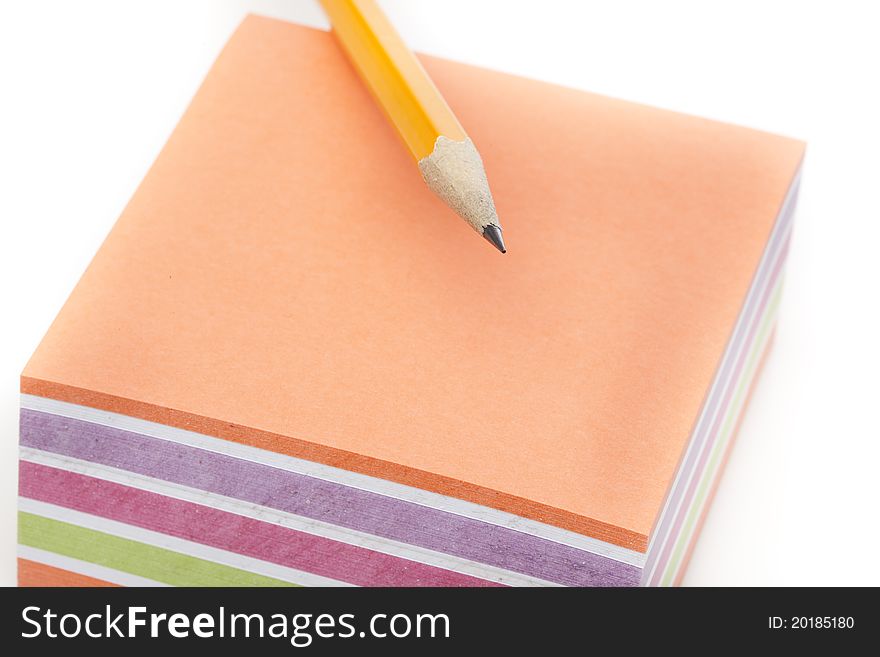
[18,558,118,588]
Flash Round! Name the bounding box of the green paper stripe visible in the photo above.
[19,512,297,587]
[659,278,784,585]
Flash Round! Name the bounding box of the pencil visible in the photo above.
[319,0,506,253]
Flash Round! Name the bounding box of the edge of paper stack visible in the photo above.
[17,170,800,587]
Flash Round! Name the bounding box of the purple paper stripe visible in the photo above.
[19,460,499,587]
[19,410,640,587]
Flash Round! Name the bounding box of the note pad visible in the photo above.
[18,15,804,587]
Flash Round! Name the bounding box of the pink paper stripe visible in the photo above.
[19,460,501,587]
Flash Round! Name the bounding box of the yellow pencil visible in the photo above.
[319,0,506,253]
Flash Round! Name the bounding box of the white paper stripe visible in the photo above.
[20,448,561,587]
[18,545,168,587]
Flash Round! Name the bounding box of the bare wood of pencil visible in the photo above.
[319,0,506,253]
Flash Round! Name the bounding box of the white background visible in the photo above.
[1,0,878,587]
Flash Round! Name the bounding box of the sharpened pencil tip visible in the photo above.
[482,224,506,254]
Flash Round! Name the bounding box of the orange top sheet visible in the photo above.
[22,15,804,550]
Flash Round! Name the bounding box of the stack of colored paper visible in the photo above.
[18,16,804,587]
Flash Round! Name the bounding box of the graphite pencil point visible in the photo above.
[482,224,506,254]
